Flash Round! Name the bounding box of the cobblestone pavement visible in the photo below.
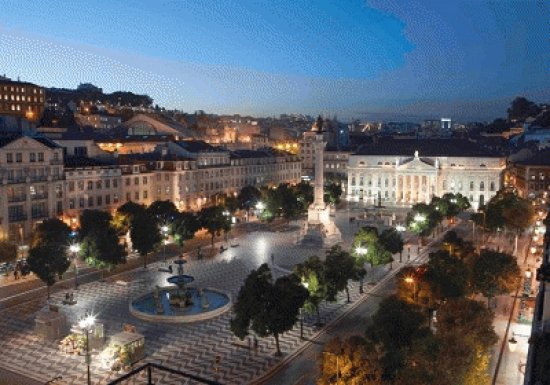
[0,211,415,385]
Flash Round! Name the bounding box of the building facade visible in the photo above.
[0,79,45,122]
[506,150,550,201]
[347,139,505,209]
[0,136,64,247]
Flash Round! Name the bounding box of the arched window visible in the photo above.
[480,181,485,191]
[490,181,495,191]
[470,181,474,191]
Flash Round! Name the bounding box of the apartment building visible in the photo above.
[0,78,45,122]
[63,157,122,228]
[0,135,64,245]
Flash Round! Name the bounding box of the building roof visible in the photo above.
[64,156,117,168]
[354,138,504,157]
[0,79,42,88]
[230,147,294,159]
[174,140,226,153]
[0,134,60,149]
[515,149,550,166]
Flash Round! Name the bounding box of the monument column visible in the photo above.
[313,133,325,207]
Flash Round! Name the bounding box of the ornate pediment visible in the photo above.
[397,156,436,171]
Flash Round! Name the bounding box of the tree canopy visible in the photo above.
[469,249,520,305]
[230,264,308,355]
[295,255,327,326]
[324,246,356,303]
[130,211,162,267]
[0,240,17,264]
[198,205,232,247]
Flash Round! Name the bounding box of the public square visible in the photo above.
[0,207,421,385]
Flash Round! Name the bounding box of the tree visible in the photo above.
[31,218,71,248]
[324,246,356,303]
[198,205,231,247]
[113,201,146,235]
[324,182,343,205]
[27,243,70,298]
[424,250,469,301]
[224,195,240,214]
[293,181,314,211]
[469,250,520,307]
[379,228,404,263]
[147,200,177,225]
[277,183,302,220]
[507,96,541,122]
[237,185,262,219]
[318,336,381,385]
[351,227,391,292]
[0,240,17,264]
[230,264,308,356]
[131,212,162,268]
[406,203,441,237]
[432,193,470,221]
[295,256,327,326]
[171,211,200,247]
[365,296,430,380]
[80,210,125,271]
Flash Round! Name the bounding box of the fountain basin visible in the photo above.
[130,286,231,323]
[167,275,194,285]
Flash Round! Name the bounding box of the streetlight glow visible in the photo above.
[161,225,168,233]
[79,314,95,329]
[404,276,415,284]
[355,246,368,255]
[414,214,426,223]
[256,202,265,210]
[69,244,81,254]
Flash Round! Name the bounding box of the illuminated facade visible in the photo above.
[0,78,45,121]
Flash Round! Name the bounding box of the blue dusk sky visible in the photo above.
[0,0,548,121]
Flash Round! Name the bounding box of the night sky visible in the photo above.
[0,0,548,121]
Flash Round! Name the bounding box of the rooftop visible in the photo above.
[354,138,505,157]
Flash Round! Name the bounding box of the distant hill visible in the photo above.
[46,83,153,108]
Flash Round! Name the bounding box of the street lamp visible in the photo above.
[69,244,80,289]
[404,276,417,303]
[322,349,343,385]
[300,281,309,340]
[161,225,169,262]
[355,245,368,293]
[79,314,96,385]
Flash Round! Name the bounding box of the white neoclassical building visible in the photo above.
[347,139,506,209]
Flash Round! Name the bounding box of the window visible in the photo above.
[88,197,94,207]
[113,193,119,204]
[38,152,44,162]
[480,181,485,191]
[87,181,93,190]
[126,192,131,202]
[79,198,85,208]
[134,177,139,185]
[143,176,148,185]
[106,195,110,205]
[490,181,495,191]
[15,153,22,163]
[29,153,36,162]
[135,191,139,200]
[165,174,170,181]
[126,178,130,186]
[96,180,102,189]
[97,196,102,206]
[143,190,148,199]
[470,181,474,191]
[78,181,84,191]
[69,199,75,209]
[105,179,110,188]
[6,153,12,163]
[113,179,118,188]
[53,152,59,161]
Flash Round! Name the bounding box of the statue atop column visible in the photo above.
[301,116,341,247]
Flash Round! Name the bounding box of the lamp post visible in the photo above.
[355,245,368,293]
[79,314,95,385]
[69,244,80,289]
[323,350,343,385]
[300,281,308,340]
[404,276,417,303]
[161,225,168,262]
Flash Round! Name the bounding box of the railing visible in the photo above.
[7,177,27,184]
[31,193,49,200]
[31,212,49,219]
[107,363,224,385]
[7,194,27,203]
[8,213,27,222]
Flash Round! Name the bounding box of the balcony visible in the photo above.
[8,213,27,222]
[7,177,27,184]
[7,194,27,203]
[31,193,48,200]
[31,212,49,219]
[30,176,48,182]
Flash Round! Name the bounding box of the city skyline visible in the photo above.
[0,0,548,121]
